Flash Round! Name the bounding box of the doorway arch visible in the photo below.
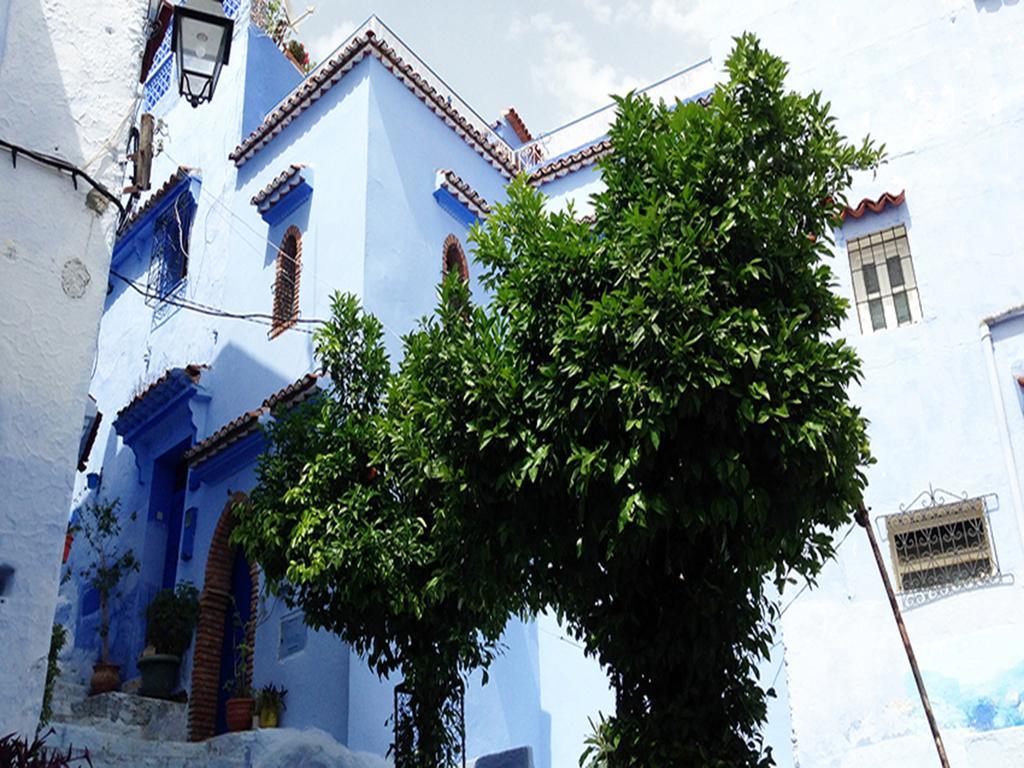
[187,491,259,741]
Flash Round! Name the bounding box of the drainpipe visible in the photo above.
[979,307,1024,553]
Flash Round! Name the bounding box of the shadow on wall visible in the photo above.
[60,342,296,689]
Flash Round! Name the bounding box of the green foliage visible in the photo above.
[233,292,505,766]
[0,730,91,767]
[256,684,288,715]
[580,713,617,768]
[236,33,880,767]
[223,604,254,699]
[77,499,138,664]
[144,582,199,657]
[37,624,67,732]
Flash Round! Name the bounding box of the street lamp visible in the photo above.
[172,0,234,108]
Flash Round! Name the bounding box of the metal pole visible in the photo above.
[855,503,950,768]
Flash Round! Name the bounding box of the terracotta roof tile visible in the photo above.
[251,164,307,212]
[502,106,533,143]
[842,190,906,220]
[183,408,263,466]
[116,364,203,422]
[185,373,321,468]
[119,167,195,236]
[230,31,516,177]
[526,92,713,187]
[437,169,490,218]
[263,372,321,410]
[528,139,613,187]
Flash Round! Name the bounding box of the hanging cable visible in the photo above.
[0,138,127,224]
[109,268,323,333]
[156,149,407,343]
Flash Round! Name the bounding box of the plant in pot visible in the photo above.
[256,683,287,728]
[138,581,199,699]
[78,498,138,695]
[223,610,255,732]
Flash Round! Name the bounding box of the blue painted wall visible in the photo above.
[63,14,623,767]
[242,26,303,139]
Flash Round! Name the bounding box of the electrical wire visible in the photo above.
[155,151,407,344]
[110,268,321,334]
[0,138,126,221]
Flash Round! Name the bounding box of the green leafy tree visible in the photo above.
[235,34,881,767]
[78,499,139,666]
[232,294,512,766]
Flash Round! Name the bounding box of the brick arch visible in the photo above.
[442,233,469,282]
[270,225,302,338]
[187,491,258,741]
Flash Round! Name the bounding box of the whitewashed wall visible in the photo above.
[0,0,147,735]
[682,2,1024,765]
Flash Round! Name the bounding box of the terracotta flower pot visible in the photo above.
[226,697,255,732]
[89,662,120,695]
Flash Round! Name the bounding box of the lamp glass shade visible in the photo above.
[172,0,234,107]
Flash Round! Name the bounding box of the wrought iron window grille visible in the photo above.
[146,191,195,306]
[392,680,466,768]
[877,486,1012,608]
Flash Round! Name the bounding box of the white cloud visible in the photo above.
[521,12,642,123]
[647,0,700,33]
[577,0,645,25]
[302,16,357,64]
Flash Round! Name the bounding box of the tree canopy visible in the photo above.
[232,33,881,767]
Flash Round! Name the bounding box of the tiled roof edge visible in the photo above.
[528,140,613,187]
[118,167,195,238]
[439,169,490,218]
[230,33,516,178]
[185,373,321,468]
[842,190,906,220]
[502,106,533,143]
[250,164,306,209]
[116,364,204,421]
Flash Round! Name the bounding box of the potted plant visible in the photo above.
[77,499,138,695]
[223,611,255,731]
[256,683,287,728]
[285,39,311,73]
[138,581,199,699]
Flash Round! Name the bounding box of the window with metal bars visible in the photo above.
[885,497,997,593]
[271,227,302,336]
[146,190,195,302]
[846,224,922,333]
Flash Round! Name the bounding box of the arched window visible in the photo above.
[271,226,302,337]
[441,234,469,282]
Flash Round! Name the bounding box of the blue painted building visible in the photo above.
[57,2,1024,766]
[59,9,703,765]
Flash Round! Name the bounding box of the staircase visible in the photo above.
[45,680,391,768]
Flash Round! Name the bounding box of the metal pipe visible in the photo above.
[979,320,1024,554]
[855,503,950,768]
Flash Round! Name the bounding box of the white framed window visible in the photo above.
[847,224,922,333]
[885,497,995,593]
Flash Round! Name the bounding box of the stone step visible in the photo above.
[50,678,89,721]
[46,724,392,768]
[52,690,187,742]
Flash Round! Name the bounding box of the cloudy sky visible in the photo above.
[294,1,707,137]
